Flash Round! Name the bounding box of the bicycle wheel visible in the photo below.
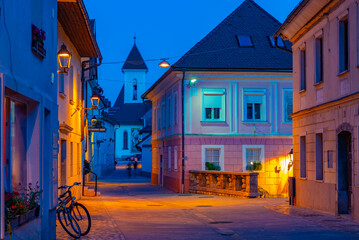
[71,202,91,236]
[57,208,81,239]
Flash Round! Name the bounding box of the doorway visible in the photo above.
[337,131,352,215]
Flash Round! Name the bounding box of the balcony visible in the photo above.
[189,170,259,198]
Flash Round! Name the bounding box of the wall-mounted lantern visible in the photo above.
[57,43,71,73]
[187,78,197,88]
[91,116,97,126]
[90,92,100,109]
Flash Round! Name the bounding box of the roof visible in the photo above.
[173,0,292,70]
[275,0,332,42]
[122,43,148,72]
[109,87,152,125]
[143,0,292,99]
[58,0,102,59]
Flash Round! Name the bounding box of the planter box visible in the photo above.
[9,217,19,229]
[18,209,37,225]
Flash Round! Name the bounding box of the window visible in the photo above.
[161,101,166,129]
[283,89,293,123]
[202,89,225,122]
[242,145,264,172]
[300,48,306,91]
[316,133,324,181]
[236,36,253,47]
[268,36,284,47]
[243,89,266,122]
[157,106,161,130]
[168,147,171,170]
[4,98,28,192]
[202,145,224,171]
[174,92,178,125]
[315,37,323,84]
[205,149,220,170]
[59,73,65,94]
[123,131,128,149]
[174,146,178,171]
[300,136,307,178]
[77,143,81,175]
[339,17,349,73]
[167,96,171,127]
[70,142,73,177]
[133,79,138,100]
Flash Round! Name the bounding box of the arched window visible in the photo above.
[133,79,137,100]
[123,131,128,149]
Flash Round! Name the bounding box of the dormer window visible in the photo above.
[236,36,253,47]
[268,36,284,47]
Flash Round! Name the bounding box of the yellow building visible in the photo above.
[276,0,359,220]
[57,0,101,199]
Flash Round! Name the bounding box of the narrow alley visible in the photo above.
[57,167,359,240]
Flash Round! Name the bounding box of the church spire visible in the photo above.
[122,38,148,72]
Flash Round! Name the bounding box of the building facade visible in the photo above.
[143,0,293,195]
[277,0,359,221]
[109,42,151,161]
[57,0,101,200]
[0,0,58,239]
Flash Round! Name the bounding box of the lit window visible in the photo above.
[243,89,266,122]
[242,145,264,172]
[268,36,284,47]
[283,89,293,123]
[339,16,349,73]
[202,89,225,122]
[236,36,253,47]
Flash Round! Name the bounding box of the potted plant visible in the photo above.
[205,162,221,171]
[26,182,42,218]
[31,24,46,59]
[246,162,262,171]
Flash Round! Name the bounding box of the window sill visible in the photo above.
[338,70,349,77]
[242,121,268,124]
[299,89,306,94]
[315,179,324,183]
[59,92,66,99]
[314,81,324,88]
[299,177,307,180]
[201,121,226,125]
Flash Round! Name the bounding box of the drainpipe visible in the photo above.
[1,74,4,239]
[181,70,186,193]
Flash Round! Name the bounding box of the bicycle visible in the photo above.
[57,182,92,238]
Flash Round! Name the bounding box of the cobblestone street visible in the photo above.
[56,168,359,240]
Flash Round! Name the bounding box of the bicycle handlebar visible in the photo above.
[58,182,81,190]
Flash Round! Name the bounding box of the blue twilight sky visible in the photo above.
[84,0,301,103]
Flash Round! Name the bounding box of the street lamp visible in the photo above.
[57,43,71,73]
[90,92,100,109]
[91,116,97,126]
[158,59,170,68]
[187,78,197,88]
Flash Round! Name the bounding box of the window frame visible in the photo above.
[174,146,178,171]
[315,132,324,181]
[174,92,178,126]
[123,130,129,150]
[282,89,293,123]
[202,89,226,122]
[133,78,138,100]
[315,35,324,84]
[168,146,171,170]
[338,14,349,74]
[300,47,307,92]
[300,135,307,179]
[242,89,267,122]
[201,145,224,171]
[242,145,265,172]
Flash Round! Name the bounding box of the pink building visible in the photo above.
[143,0,293,195]
[277,0,359,220]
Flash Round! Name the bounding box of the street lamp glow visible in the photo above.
[190,79,197,84]
[158,59,170,68]
[90,92,100,109]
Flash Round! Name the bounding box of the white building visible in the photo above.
[109,41,151,161]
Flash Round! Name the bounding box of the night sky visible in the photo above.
[84,0,301,103]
